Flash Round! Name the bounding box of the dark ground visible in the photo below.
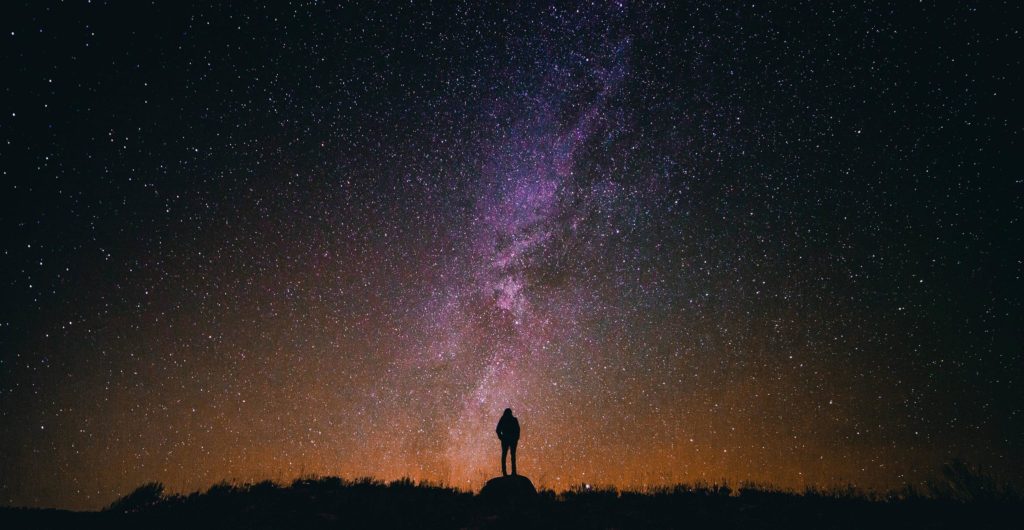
[2,476,1021,529]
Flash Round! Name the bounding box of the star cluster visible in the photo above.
[1,1,1020,510]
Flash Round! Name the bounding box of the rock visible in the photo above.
[478,475,538,503]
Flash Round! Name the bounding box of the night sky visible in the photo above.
[2,1,1021,511]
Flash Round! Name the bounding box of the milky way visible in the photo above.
[1,2,1021,510]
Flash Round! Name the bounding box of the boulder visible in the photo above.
[478,475,537,503]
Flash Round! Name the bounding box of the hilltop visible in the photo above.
[2,474,1021,529]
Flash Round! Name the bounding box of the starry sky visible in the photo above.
[1,1,1021,511]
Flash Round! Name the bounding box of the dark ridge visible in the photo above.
[2,474,1021,530]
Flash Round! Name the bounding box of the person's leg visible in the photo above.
[510,440,518,476]
[501,441,509,476]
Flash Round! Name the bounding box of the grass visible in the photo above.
[2,465,1021,529]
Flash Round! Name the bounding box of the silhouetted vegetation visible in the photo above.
[106,481,165,513]
[926,458,1020,503]
[2,469,1021,529]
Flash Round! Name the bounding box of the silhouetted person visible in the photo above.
[496,408,520,476]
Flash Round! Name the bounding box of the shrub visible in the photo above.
[106,481,164,513]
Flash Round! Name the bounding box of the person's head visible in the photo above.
[503,408,513,416]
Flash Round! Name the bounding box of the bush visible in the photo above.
[106,481,164,513]
[928,459,1019,503]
